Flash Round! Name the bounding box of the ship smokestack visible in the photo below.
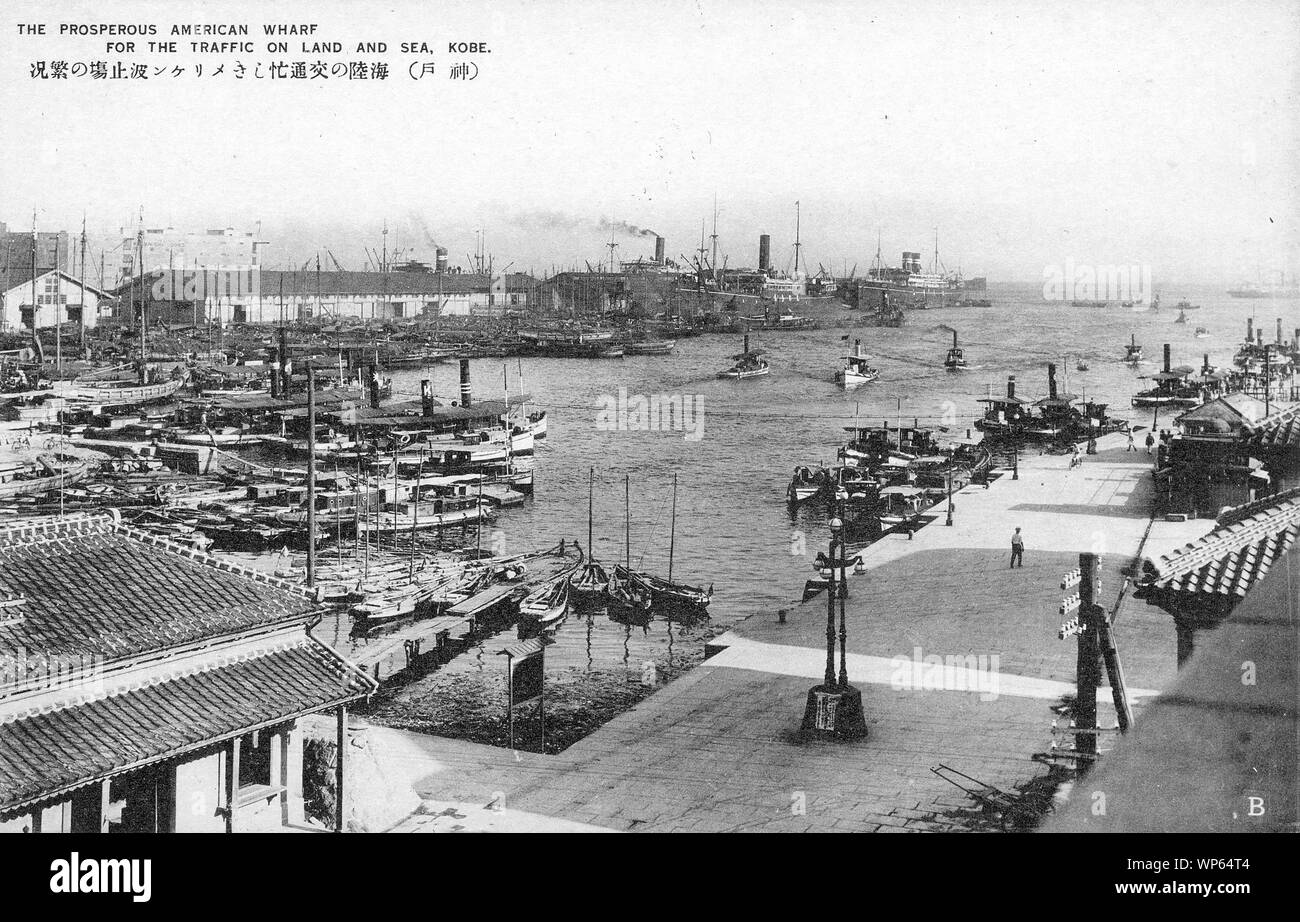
[758,235,770,272]
[952,329,958,349]
[1007,375,1016,399]
[1048,363,1058,400]
[1203,353,1211,373]
[267,345,280,399]
[458,358,472,408]
[1246,317,1253,342]
[743,333,750,354]
[1278,318,1284,344]
[435,246,448,273]
[1163,343,1171,374]
[854,338,862,357]
[420,378,434,417]
[654,236,665,265]
[367,362,381,409]
[1257,329,1264,346]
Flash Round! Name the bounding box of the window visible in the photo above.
[238,731,272,789]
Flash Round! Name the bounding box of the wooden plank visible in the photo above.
[334,706,346,833]
[100,779,111,834]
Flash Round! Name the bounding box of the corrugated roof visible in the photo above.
[0,515,317,670]
[1143,488,1300,600]
[0,640,373,810]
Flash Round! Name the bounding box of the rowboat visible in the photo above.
[519,578,569,628]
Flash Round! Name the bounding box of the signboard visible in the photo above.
[509,647,544,707]
[499,638,546,750]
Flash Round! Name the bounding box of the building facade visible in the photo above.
[0,513,376,833]
[118,269,534,325]
[0,270,112,332]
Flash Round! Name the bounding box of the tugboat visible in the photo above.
[717,334,770,379]
[1194,326,1210,338]
[835,339,879,388]
[943,328,968,370]
[1131,344,1204,408]
[1124,334,1143,364]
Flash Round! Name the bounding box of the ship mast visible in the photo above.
[793,200,802,276]
[709,195,719,277]
[668,472,678,584]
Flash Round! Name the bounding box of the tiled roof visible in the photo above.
[0,515,318,672]
[0,640,374,811]
[1143,488,1300,600]
[1247,405,1300,450]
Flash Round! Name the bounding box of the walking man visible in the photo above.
[1010,527,1024,568]
[1144,431,1155,455]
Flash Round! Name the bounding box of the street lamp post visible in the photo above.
[801,512,868,740]
[946,467,954,526]
[1012,440,1020,480]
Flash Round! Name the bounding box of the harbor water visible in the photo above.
[361,282,1297,749]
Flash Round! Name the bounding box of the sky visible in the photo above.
[1,0,1297,283]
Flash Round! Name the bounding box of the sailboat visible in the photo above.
[569,467,610,607]
[614,473,713,615]
[637,473,712,615]
[835,339,879,388]
[607,475,653,615]
[717,333,770,379]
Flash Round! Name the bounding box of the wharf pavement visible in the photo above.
[346,434,1215,832]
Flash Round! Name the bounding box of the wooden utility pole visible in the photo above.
[1075,552,1101,757]
[306,370,317,589]
[78,216,87,350]
[54,234,61,371]
[137,223,146,382]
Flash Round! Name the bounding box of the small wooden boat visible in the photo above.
[62,377,184,407]
[519,578,569,627]
[1194,327,1210,338]
[717,334,769,379]
[0,453,92,500]
[623,339,676,356]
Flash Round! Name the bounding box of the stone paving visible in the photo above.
[351,434,1218,832]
